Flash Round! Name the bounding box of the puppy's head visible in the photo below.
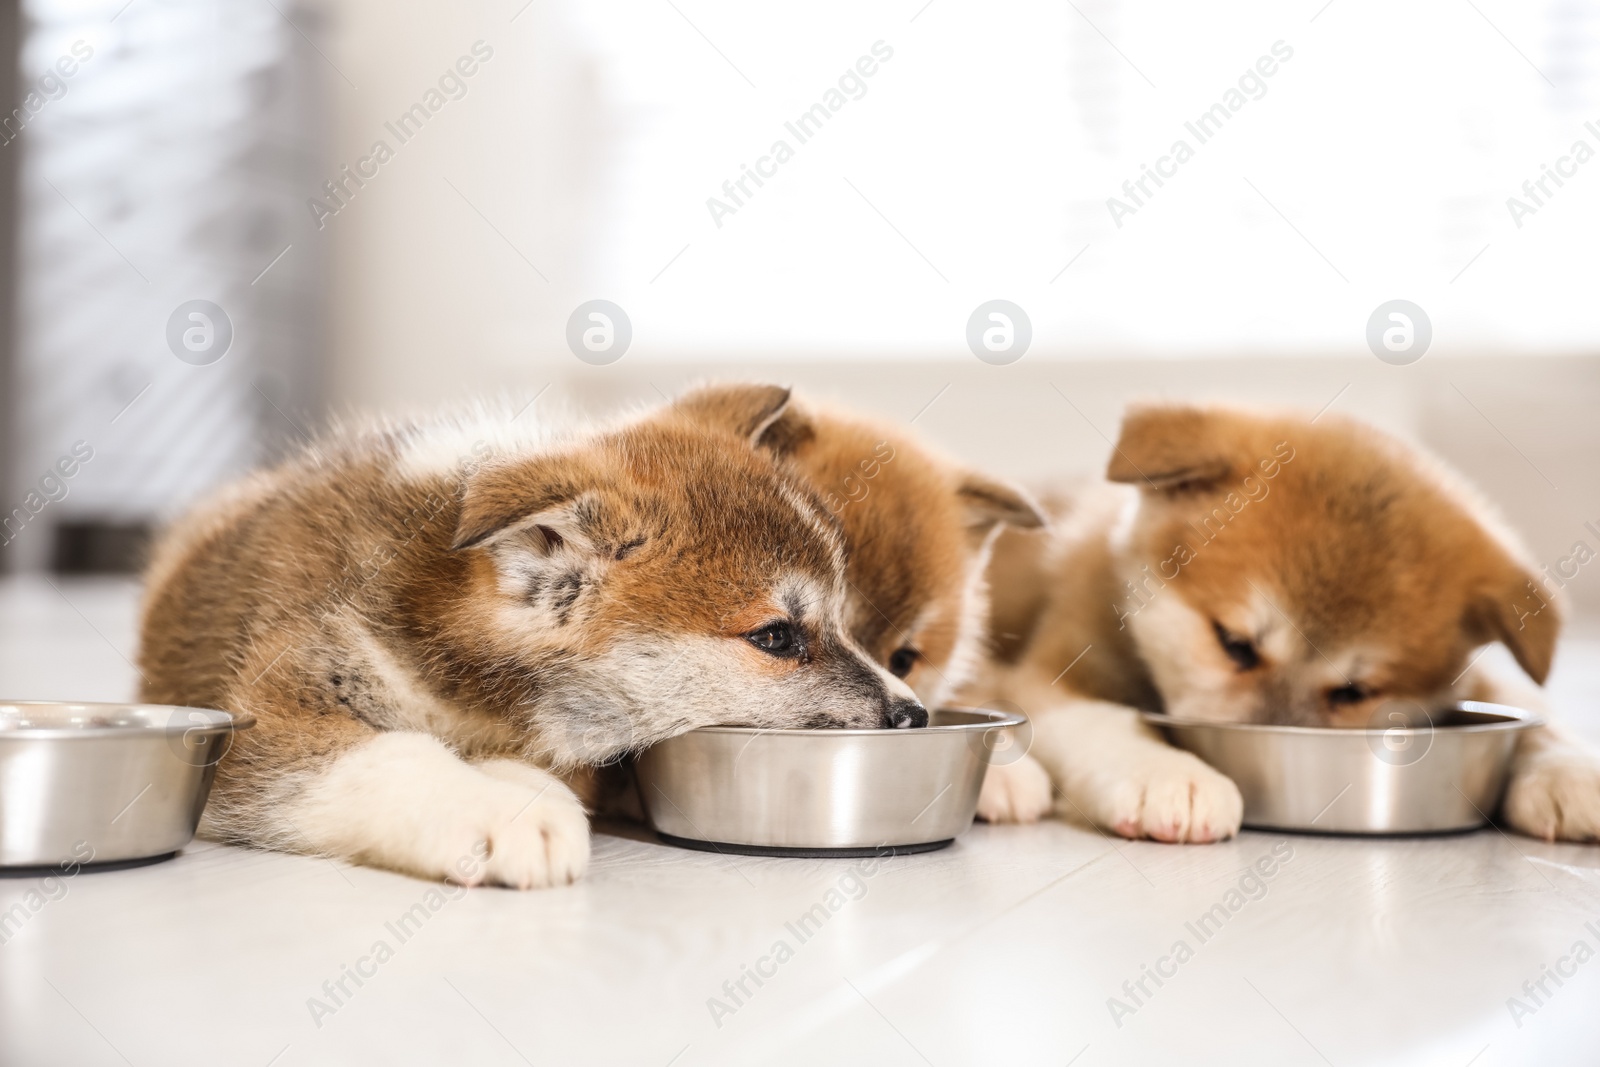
[1108,402,1559,727]
[678,385,1045,707]
[448,385,925,767]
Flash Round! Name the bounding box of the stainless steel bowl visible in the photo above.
[635,707,1025,856]
[0,701,254,869]
[1144,701,1542,834]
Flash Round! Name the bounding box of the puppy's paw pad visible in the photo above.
[1503,757,1600,843]
[976,755,1054,824]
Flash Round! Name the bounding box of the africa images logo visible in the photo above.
[166,300,233,365]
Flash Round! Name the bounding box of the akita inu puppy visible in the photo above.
[975,402,1600,843]
[678,386,1046,707]
[138,386,925,887]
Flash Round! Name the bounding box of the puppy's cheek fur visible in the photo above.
[1128,593,1254,722]
[534,637,897,768]
[890,551,999,710]
[931,552,1002,706]
[487,538,605,631]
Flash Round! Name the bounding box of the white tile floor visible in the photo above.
[4,577,1600,1067]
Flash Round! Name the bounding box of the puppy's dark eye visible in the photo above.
[746,623,800,657]
[1327,683,1369,706]
[888,647,920,678]
[1212,621,1260,671]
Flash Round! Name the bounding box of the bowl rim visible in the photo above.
[682,705,1026,737]
[1142,699,1543,736]
[0,701,256,739]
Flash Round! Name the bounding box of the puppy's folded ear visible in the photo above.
[958,472,1046,534]
[1464,562,1563,685]
[452,459,629,623]
[670,383,795,445]
[753,405,816,458]
[450,455,606,552]
[1106,403,1234,491]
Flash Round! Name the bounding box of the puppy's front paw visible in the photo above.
[1502,753,1600,843]
[977,754,1054,823]
[392,769,590,889]
[455,768,591,889]
[1078,750,1242,844]
[290,734,593,888]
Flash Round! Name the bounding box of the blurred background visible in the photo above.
[1,0,1597,615]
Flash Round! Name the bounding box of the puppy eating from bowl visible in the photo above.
[675,384,1046,708]
[972,402,1600,844]
[137,385,928,888]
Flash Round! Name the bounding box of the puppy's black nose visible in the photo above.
[884,698,928,730]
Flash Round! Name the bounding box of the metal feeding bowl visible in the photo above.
[1144,701,1542,834]
[0,702,255,870]
[635,707,1025,857]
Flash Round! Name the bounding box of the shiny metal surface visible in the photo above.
[635,708,1025,854]
[1145,701,1541,834]
[0,702,254,867]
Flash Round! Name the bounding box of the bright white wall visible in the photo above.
[318,0,1600,389]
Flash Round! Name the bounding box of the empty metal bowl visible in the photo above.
[1144,701,1542,834]
[635,707,1025,856]
[0,701,254,869]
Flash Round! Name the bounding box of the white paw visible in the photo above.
[444,763,591,889]
[418,776,590,889]
[292,735,592,889]
[977,754,1054,823]
[1076,749,1242,844]
[476,757,570,793]
[1503,753,1600,843]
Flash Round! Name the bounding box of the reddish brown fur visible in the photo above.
[1002,403,1557,727]
[138,386,927,883]
[677,385,1045,706]
[975,402,1599,843]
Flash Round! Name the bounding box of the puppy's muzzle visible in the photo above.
[884,698,928,730]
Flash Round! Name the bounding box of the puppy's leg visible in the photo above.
[289,737,589,887]
[996,668,1242,843]
[966,663,1054,822]
[1032,701,1242,843]
[1501,725,1600,843]
[205,688,589,887]
[474,757,594,878]
[1458,669,1600,842]
[977,756,1054,823]
[1503,727,1600,842]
